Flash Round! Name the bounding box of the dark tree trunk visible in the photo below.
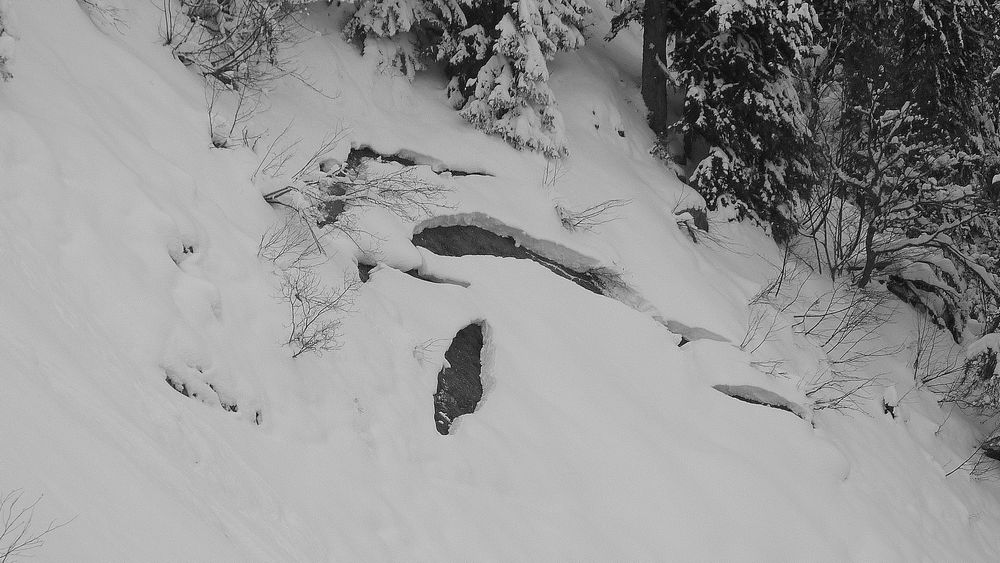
[642,0,670,137]
[856,221,878,288]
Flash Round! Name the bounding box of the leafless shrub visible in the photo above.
[206,79,269,149]
[794,282,899,371]
[541,158,568,188]
[945,428,1000,479]
[740,251,810,353]
[741,250,898,412]
[279,268,358,358]
[555,199,630,232]
[413,337,449,366]
[257,212,324,268]
[911,313,964,391]
[77,0,127,32]
[1,490,72,563]
[291,130,346,181]
[160,0,307,92]
[299,162,450,224]
[806,367,883,413]
[252,123,301,180]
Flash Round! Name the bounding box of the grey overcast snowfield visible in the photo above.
[4,0,1000,560]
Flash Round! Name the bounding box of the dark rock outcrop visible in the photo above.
[412,225,612,296]
[434,323,485,435]
[712,384,808,420]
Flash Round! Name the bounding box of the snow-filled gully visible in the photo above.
[410,220,726,347]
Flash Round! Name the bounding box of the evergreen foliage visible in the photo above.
[346,0,588,155]
[608,0,821,237]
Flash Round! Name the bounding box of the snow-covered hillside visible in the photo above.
[3,1,1000,560]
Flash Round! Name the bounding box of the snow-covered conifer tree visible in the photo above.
[344,0,468,78]
[0,0,14,81]
[455,0,586,156]
[347,0,588,155]
[667,0,819,237]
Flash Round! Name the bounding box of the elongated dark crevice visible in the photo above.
[404,268,471,287]
[348,145,492,177]
[434,323,485,435]
[412,221,726,349]
[712,384,807,420]
[164,368,261,425]
[412,225,612,296]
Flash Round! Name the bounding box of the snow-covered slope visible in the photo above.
[3,1,1000,560]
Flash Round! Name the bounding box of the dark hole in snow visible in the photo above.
[316,199,346,229]
[617,130,625,138]
[208,383,238,413]
[712,384,806,420]
[404,268,470,287]
[165,375,190,397]
[411,225,610,296]
[982,435,1000,461]
[347,146,419,169]
[678,336,691,347]
[347,146,492,177]
[434,323,485,435]
[676,207,710,232]
[165,370,256,423]
[883,399,896,418]
[357,262,374,282]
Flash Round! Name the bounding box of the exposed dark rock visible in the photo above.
[982,436,1000,462]
[882,399,896,418]
[165,374,192,398]
[357,262,374,282]
[887,274,964,342]
[676,207,710,242]
[712,384,808,420]
[434,323,485,435]
[403,268,470,287]
[412,225,610,296]
[347,145,492,177]
[316,179,349,228]
[208,383,238,413]
[348,146,418,169]
[164,367,257,423]
[677,207,710,232]
[955,344,1000,410]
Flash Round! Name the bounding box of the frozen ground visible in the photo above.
[2,0,1000,560]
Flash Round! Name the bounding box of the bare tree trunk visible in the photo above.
[642,0,669,138]
[856,220,878,288]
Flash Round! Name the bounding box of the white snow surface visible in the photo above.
[2,1,1000,560]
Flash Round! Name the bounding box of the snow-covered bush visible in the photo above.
[953,334,1000,412]
[346,0,588,156]
[0,0,15,81]
[1,489,70,561]
[162,0,310,90]
[795,80,999,342]
[608,0,819,235]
